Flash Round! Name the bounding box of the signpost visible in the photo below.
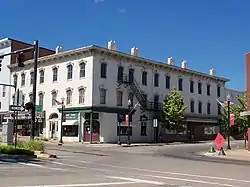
[36,105,42,112]
[230,113,235,126]
[9,105,25,112]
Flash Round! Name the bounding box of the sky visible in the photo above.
[0,0,249,91]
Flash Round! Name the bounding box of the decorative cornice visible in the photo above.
[51,89,58,93]
[7,45,230,83]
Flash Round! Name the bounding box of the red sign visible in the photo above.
[214,133,225,151]
[125,115,129,125]
[230,113,235,126]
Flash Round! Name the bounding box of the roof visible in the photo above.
[8,44,230,82]
[0,37,55,52]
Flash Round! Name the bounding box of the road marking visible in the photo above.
[51,161,86,169]
[107,176,165,185]
[143,174,239,187]
[80,160,250,183]
[12,181,137,187]
[19,163,67,171]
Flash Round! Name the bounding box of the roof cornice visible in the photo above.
[8,45,230,82]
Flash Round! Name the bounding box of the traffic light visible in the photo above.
[16,52,25,67]
[0,55,3,72]
[25,102,34,112]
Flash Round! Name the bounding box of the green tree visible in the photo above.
[221,94,248,147]
[161,88,187,135]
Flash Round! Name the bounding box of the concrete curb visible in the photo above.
[0,154,37,160]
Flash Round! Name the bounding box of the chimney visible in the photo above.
[108,40,117,50]
[181,60,188,69]
[167,57,174,65]
[56,46,64,54]
[131,47,139,56]
[209,68,215,76]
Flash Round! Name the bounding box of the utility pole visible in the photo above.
[30,40,39,140]
[0,40,39,140]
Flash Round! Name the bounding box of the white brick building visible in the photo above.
[8,41,233,143]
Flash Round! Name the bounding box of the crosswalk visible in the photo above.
[1,158,250,187]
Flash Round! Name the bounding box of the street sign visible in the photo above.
[230,112,235,126]
[153,119,158,127]
[214,133,225,151]
[9,105,25,111]
[125,114,129,125]
[36,105,42,112]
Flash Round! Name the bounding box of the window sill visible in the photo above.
[67,79,73,81]
[52,81,58,83]
[79,77,86,80]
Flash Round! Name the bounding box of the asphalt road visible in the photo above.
[1,141,250,187]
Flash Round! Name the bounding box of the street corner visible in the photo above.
[34,151,57,159]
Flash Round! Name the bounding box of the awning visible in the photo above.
[186,118,218,123]
[62,120,79,126]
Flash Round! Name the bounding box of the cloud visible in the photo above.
[93,0,104,3]
[118,8,126,13]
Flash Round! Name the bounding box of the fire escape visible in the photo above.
[117,67,163,118]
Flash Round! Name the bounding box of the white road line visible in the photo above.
[80,160,250,183]
[19,163,67,171]
[143,174,239,187]
[51,161,86,169]
[11,181,137,187]
[107,176,165,185]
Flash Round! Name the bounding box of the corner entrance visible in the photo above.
[84,120,100,142]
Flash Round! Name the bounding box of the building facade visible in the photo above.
[8,41,232,143]
[0,38,55,132]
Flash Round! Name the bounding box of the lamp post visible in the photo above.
[226,94,231,150]
[58,97,65,146]
[127,99,132,145]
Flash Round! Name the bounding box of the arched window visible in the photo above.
[67,64,73,80]
[13,74,18,87]
[52,91,57,106]
[39,70,44,83]
[79,88,85,104]
[52,67,58,82]
[79,63,85,78]
[66,89,72,105]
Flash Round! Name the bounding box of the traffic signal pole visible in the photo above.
[30,40,39,140]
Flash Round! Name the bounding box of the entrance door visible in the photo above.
[84,120,100,142]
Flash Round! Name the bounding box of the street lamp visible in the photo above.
[226,94,231,150]
[127,99,132,145]
[58,97,65,146]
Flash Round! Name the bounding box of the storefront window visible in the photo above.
[117,126,132,136]
[62,125,78,137]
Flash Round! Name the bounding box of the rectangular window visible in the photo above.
[128,92,134,106]
[101,63,107,78]
[80,63,86,78]
[154,73,159,87]
[2,86,6,97]
[140,122,147,136]
[79,88,85,104]
[38,93,44,107]
[21,74,25,86]
[178,78,183,91]
[30,72,34,85]
[218,103,221,115]
[198,82,202,94]
[190,100,194,113]
[207,84,210,96]
[62,125,78,137]
[29,94,33,103]
[40,70,44,84]
[165,76,170,89]
[190,80,194,93]
[217,86,221,97]
[52,92,57,106]
[67,65,73,80]
[207,103,211,115]
[117,91,123,106]
[198,102,202,114]
[100,88,106,104]
[66,90,72,105]
[142,71,147,86]
[53,68,58,82]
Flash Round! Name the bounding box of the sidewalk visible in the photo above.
[201,148,250,161]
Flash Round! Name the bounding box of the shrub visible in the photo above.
[0,145,34,155]
[17,140,45,152]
